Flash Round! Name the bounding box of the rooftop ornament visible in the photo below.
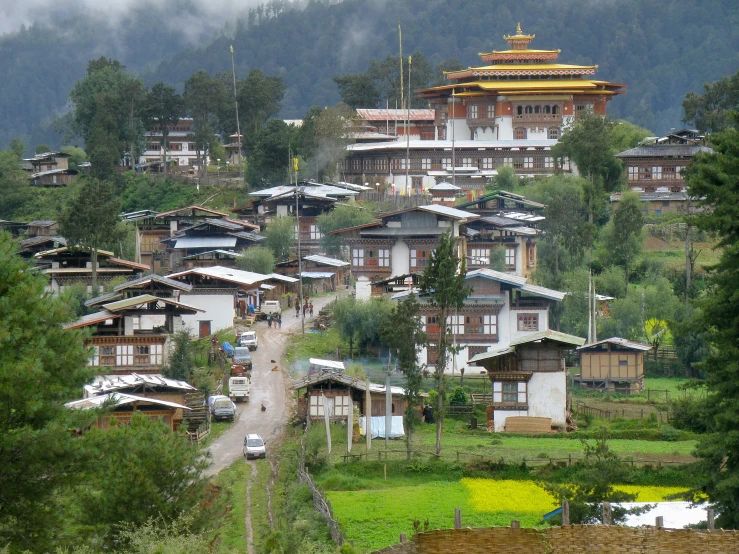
[503,23,536,50]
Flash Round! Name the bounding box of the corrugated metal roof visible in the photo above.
[84,292,121,307]
[504,212,545,222]
[309,359,345,370]
[299,271,336,279]
[64,310,120,329]
[227,231,266,241]
[168,266,269,286]
[20,235,66,249]
[174,237,237,249]
[102,294,203,313]
[466,268,528,286]
[107,257,150,271]
[250,184,360,200]
[28,220,57,227]
[31,168,78,178]
[510,329,585,347]
[292,368,409,396]
[508,226,540,236]
[576,337,652,352]
[113,274,193,292]
[304,254,350,267]
[521,283,565,301]
[348,139,557,152]
[468,347,516,364]
[181,249,244,260]
[84,373,197,396]
[65,392,190,411]
[479,215,523,227]
[267,273,299,283]
[615,145,713,158]
[356,108,435,121]
[417,204,478,220]
[429,182,461,191]
[155,205,229,218]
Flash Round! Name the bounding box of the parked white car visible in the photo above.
[243,433,266,460]
[238,331,258,351]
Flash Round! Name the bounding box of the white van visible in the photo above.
[261,300,281,315]
[229,376,250,402]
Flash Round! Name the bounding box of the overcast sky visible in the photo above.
[0,0,252,36]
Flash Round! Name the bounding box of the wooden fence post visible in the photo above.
[562,500,570,525]
[707,509,715,530]
[454,508,462,529]
[400,533,407,543]
[603,502,612,525]
[511,520,520,528]
[656,516,664,528]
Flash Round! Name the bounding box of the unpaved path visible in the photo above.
[245,462,257,554]
[204,292,340,477]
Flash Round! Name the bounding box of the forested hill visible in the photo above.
[2,0,737,149]
[0,2,229,150]
[150,0,738,134]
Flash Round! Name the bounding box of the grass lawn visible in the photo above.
[211,460,249,553]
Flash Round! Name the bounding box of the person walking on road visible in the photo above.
[303,302,308,317]
[296,303,300,318]
[309,302,314,317]
[277,313,282,328]
[267,313,272,328]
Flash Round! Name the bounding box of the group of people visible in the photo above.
[295,300,314,318]
[266,313,282,328]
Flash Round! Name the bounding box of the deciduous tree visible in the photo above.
[379,295,426,459]
[316,203,376,257]
[682,70,739,133]
[236,245,276,274]
[419,232,471,455]
[184,70,227,174]
[333,73,380,109]
[265,215,296,261]
[145,82,184,176]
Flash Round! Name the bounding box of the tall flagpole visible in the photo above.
[398,18,404,113]
[452,88,456,188]
[405,55,412,196]
[230,45,242,180]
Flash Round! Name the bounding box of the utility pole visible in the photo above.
[294,156,305,335]
[230,45,242,182]
[451,88,456,188]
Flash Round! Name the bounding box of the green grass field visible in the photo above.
[327,478,690,552]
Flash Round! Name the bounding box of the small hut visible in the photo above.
[575,337,652,393]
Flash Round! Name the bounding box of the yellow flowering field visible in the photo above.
[461,478,557,514]
[614,485,689,501]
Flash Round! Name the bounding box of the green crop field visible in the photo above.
[327,479,688,552]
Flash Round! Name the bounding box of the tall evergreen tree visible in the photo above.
[0,232,94,550]
[59,178,122,292]
[184,70,227,174]
[419,232,471,455]
[685,117,739,527]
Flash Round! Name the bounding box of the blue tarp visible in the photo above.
[222,342,234,357]
[359,416,405,439]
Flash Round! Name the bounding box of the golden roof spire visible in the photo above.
[504,23,535,50]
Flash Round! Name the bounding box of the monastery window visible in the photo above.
[534,106,541,114]
[421,131,434,140]
[421,158,431,170]
[525,106,533,115]
[427,345,439,365]
[545,157,554,169]
[527,244,536,267]
[628,166,638,181]
[496,157,513,168]
[482,158,494,169]
[410,248,430,268]
[518,313,539,332]
[639,166,653,180]
[363,159,372,171]
[469,247,491,266]
[552,105,559,115]
[517,106,523,116]
[170,143,182,151]
[523,157,534,169]
[515,128,527,140]
[461,157,473,167]
[441,158,452,169]
[548,128,560,139]
[663,166,677,180]
[352,248,364,267]
[494,381,526,404]
[652,166,662,180]
[483,105,493,118]
[544,106,551,114]
[310,225,323,240]
[469,105,478,119]
[561,157,571,171]
[352,159,361,171]
[505,247,516,268]
[188,143,196,151]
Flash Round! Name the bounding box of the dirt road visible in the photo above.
[204,292,339,477]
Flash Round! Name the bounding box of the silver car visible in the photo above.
[243,433,266,460]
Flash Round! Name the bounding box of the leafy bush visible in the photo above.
[448,386,468,405]
[660,425,681,441]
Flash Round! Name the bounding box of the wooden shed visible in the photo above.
[292,369,410,422]
[575,337,652,393]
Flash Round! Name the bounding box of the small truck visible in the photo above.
[228,375,250,402]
